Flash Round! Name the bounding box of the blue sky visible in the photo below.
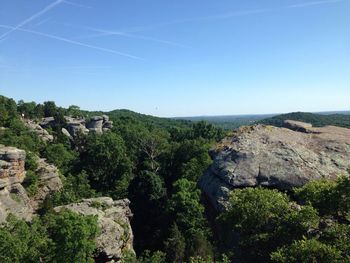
[0,0,349,117]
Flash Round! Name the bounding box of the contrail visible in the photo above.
[63,0,92,9]
[33,17,52,27]
[64,24,190,48]
[0,0,64,40]
[117,0,345,33]
[287,0,344,8]
[0,25,143,60]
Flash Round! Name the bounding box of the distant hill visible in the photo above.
[85,109,191,130]
[258,112,350,128]
[174,114,276,130]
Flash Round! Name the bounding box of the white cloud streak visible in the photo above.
[65,24,190,48]
[0,25,143,60]
[63,1,92,9]
[287,0,344,8]
[118,0,345,33]
[0,0,64,41]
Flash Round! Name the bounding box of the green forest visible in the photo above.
[258,112,350,128]
[1,95,350,263]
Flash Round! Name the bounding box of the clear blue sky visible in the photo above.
[0,0,349,117]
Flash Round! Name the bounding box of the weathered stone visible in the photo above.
[29,158,63,210]
[61,127,73,139]
[54,198,134,262]
[0,145,26,189]
[23,119,54,142]
[0,145,33,222]
[199,123,350,211]
[103,121,113,129]
[102,114,109,122]
[283,120,313,133]
[40,117,55,128]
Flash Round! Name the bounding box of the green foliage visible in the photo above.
[270,238,343,263]
[0,95,17,126]
[295,176,350,218]
[259,112,350,128]
[23,170,39,196]
[164,223,186,263]
[44,210,100,263]
[138,250,166,263]
[41,171,96,211]
[0,118,43,153]
[218,188,319,262]
[17,100,37,119]
[42,143,76,173]
[168,179,206,234]
[0,215,52,263]
[78,132,133,199]
[128,171,167,252]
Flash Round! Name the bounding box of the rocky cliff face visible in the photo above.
[0,144,135,260]
[199,121,350,211]
[0,145,33,222]
[0,145,63,221]
[54,197,134,263]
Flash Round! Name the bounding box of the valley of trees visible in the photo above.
[1,95,350,262]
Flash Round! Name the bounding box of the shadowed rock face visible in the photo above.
[199,123,350,211]
[54,198,134,262]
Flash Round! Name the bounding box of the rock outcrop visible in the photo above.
[0,145,33,222]
[54,197,134,262]
[26,115,113,139]
[199,123,350,211]
[0,145,62,222]
[23,119,54,142]
[86,115,113,134]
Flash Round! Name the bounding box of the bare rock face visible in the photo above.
[0,145,26,188]
[65,116,89,137]
[54,197,134,262]
[199,123,350,211]
[23,119,54,142]
[0,145,33,222]
[0,145,63,221]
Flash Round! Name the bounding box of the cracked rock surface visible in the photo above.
[199,122,350,211]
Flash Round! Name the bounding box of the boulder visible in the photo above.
[54,197,134,262]
[199,123,350,211]
[23,120,54,142]
[87,116,104,134]
[61,128,73,139]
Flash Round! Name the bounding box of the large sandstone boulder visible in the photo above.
[54,197,134,262]
[87,116,104,134]
[199,123,350,211]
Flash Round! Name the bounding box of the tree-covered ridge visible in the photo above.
[0,94,225,262]
[1,94,350,263]
[258,112,350,128]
